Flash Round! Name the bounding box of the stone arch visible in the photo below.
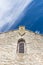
[17,38,25,53]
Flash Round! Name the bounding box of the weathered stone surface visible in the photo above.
[0,26,43,65]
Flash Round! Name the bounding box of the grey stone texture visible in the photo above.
[0,26,43,65]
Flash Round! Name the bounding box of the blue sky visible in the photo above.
[0,0,43,34]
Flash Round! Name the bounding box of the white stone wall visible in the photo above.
[0,27,43,65]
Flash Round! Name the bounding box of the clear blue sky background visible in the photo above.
[0,0,43,34]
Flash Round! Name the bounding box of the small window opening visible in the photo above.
[17,38,25,53]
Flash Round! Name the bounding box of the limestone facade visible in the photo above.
[0,26,43,65]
